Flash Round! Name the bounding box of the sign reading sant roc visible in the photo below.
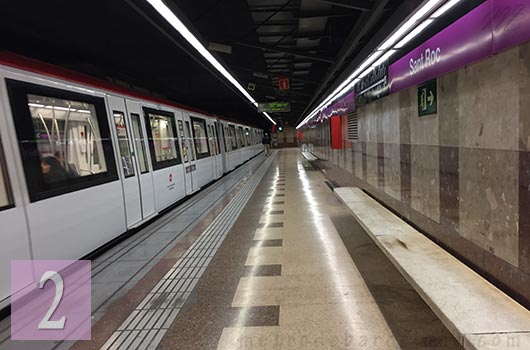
[417,79,437,116]
[258,102,291,113]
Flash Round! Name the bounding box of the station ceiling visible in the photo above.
[1,0,410,129]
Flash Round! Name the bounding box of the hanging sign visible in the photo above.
[258,102,291,113]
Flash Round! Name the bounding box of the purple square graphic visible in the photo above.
[11,260,91,340]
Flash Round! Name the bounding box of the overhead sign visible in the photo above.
[388,0,530,93]
[278,77,290,90]
[354,62,389,107]
[258,102,291,113]
[418,79,437,116]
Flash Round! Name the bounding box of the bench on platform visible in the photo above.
[334,187,530,350]
[301,151,318,161]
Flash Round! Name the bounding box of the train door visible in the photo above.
[175,112,192,195]
[218,121,227,174]
[206,120,221,179]
[0,112,32,304]
[107,95,143,228]
[125,99,156,220]
[213,121,224,177]
[181,114,199,194]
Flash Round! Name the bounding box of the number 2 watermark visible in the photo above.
[11,260,91,340]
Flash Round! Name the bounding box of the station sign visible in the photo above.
[388,0,530,93]
[418,79,437,116]
[354,62,389,107]
[258,102,291,113]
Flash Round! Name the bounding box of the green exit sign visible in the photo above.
[418,79,437,116]
[258,102,291,113]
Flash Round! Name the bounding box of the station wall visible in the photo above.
[305,40,530,306]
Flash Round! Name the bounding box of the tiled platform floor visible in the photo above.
[159,149,463,350]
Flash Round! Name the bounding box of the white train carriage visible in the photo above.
[0,54,263,307]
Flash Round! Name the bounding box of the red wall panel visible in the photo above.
[330,116,343,149]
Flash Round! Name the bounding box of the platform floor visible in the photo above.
[1,149,463,350]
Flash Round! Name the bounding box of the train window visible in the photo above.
[113,111,135,178]
[245,128,251,146]
[229,125,238,149]
[143,107,181,170]
[6,79,118,202]
[208,125,217,156]
[223,126,231,151]
[185,121,196,161]
[214,122,221,153]
[0,138,14,210]
[177,120,189,162]
[191,117,210,159]
[130,113,148,173]
[237,127,245,148]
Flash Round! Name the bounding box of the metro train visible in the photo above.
[0,53,265,306]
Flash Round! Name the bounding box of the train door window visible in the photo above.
[113,111,135,178]
[245,128,250,146]
[0,138,14,210]
[229,125,237,149]
[208,125,218,155]
[214,122,221,153]
[223,126,231,151]
[184,121,196,161]
[177,120,189,162]
[237,127,244,148]
[143,107,181,170]
[211,125,219,155]
[6,79,118,202]
[190,117,210,159]
[130,113,148,173]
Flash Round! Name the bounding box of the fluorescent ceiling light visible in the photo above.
[372,49,397,67]
[395,19,434,48]
[409,0,444,23]
[378,0,443,50]
[146,0,276,125]
[431,0,461,18]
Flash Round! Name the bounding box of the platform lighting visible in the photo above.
[146,0,276,125]
[296,0,463,129]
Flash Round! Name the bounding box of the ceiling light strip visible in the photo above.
[146,0,276,125]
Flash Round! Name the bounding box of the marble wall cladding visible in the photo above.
[400,144,412,206]
[344,149,353,174]
[354,142,364,179]
[366,142,379,188]
[458,47,520,151]
[384,143,401,200]
[459,148,519,267]
[438,72,459,147]
[519,151,530,272]
[399,90,412,144]
[362,142,367,180]
[439,146,459,232]
[382,93,401,144]
[519,42,530,151]
[411,145,440,222]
